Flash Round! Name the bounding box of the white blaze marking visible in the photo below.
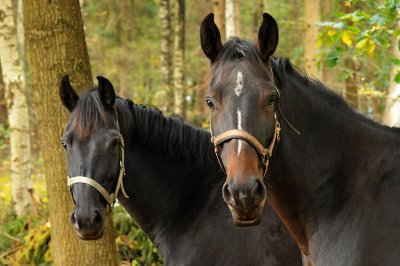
[237,108,243,157]
[235,71,244,96]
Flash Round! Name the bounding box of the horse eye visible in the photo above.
[205,99,215,110]
[111,139,120,148]
[267,93,278,105]
[61,142,67,150]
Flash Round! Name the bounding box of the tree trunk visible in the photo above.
[173,0,185,117]
[344,58,360,110]
[157,0,173,113]
[233,0,240,36]
[0,0,32,217]
[225,0,235,38]
[0,62,7,126]
[213,0,226,41]
[303,0,321,79]
[253,0,264,35]
[23,0,118,265]
[383,32,400,126]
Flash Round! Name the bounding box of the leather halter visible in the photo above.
[210,114,281,177]
[67,112,129,209]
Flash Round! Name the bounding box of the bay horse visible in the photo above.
[59,76,301,265]
[200,13,400,265]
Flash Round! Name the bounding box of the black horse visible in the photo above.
[201,13,400,265]
[59,76,301,265]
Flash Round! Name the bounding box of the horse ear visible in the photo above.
[59,75,79,112]
[97,76,115,109]
[200,13,223,63]
[257,13,279,61]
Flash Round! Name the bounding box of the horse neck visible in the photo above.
[117,103,221,245]
[269,73,399,256]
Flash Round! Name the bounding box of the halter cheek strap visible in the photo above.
[210,114,281,177]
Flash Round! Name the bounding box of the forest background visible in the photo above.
[0,0,398,265]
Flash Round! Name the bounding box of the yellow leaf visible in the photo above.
[345,1,351,7]
[366,40,376,56]
[327,30,336,37]
[341,31,354,46]
[356,39,367,49]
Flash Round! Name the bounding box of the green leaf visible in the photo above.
[391,58,400,66]
[326,51,339,68]
[395,72,400,84]
[347,26,361,34]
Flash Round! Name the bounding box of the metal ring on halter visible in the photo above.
[67,110,129,211]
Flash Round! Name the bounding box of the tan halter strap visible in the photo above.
[210,114,281,176]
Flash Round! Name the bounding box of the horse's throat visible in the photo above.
[267,193,310,257]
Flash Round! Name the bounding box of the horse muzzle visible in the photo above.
[70,209,105,240]
[222,178,266,226]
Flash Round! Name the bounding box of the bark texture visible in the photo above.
[0,0,32,217]
[173,0,185,117]
[225,0,235,38]
[213,0,226,41]
[157,0,173,112]
[383,31,400,126]
[23,0,118,264]
[304,0,321,79]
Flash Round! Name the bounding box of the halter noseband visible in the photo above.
[210,114,281,177]
[67,112,129,210]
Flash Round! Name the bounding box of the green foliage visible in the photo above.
[0,212,51,266]
[113,204,162,265]
[319,0,400,93]
[0,200,162,265]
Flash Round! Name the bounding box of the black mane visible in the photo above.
[129,104,220,172]
[271,57,400,134]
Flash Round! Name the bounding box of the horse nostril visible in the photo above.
[91,210,103,225]
[71,211,79,229]
[222,182,232,203]
[252,179,266,201]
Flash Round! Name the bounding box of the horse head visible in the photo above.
[201,13,280,226]
[59,76,128,239]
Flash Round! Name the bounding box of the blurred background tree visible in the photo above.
[0,0,398,265]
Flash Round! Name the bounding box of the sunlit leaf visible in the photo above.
[342,31,355,46]
[327,30,337,37]
[317,21,345,29]
[356,38,368,49]
[347,26,361,34]
[366,40,376,56]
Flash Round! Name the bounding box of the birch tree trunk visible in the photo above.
[383,34,400,126]
[213,0,226,41]
[225,0,235,38]
[173,0,185,117]
[253,0,264,35]
[233,0,240,37]
[157,0,173,113]
[23,0,118,265]
[0,62,7,125]
[304,0,321,79]
[0,0,32,217]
